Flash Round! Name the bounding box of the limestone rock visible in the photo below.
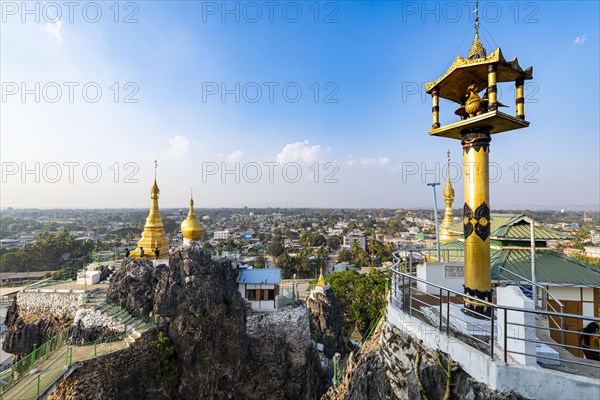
[306,286,346,359]
[106,257,158,318]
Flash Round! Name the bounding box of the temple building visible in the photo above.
[439,150,460,244]
[131,164,169,260]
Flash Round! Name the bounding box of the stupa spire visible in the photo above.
[440,150,459,243]
[316,266,326,287]
[468,0,486,60]
[132,161,169,260]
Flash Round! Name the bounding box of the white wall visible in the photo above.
[416,262,464,294]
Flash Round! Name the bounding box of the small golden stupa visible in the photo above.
[131,161,169,260]
[440,150,460,244]
[181,190,204,243]
[350,322,363,344]
[316,266,326,287]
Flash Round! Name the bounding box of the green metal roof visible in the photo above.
[448,214,571,241]
[434,241,600,287]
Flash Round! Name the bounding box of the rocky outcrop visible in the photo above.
[153,244,249,399]
[51,245,329,399]
[322,320,526,400]
[70,308,126,345]
[307,286,345,359]
[107,257,158,317]
[2,292,82,357]
[243,304,328,400]
[48,329,178,400]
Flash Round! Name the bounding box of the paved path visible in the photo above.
[2,340,128,399]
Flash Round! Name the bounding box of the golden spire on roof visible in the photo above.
[440,151,459,243]
[132,161,169,260]
[316,266,326,287]
[181,188,204,242]
[468,0,486,60]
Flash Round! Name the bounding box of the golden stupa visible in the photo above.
[181,192,204,243]
[350,322,363,343]
[439,150,460,244]
[131,162,169,260]
[316,266,326,287]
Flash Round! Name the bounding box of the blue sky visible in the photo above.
[1,1,598,209]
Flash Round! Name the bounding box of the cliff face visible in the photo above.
[244,305,328,400]
[322,320,527,400]
[306,287,345,359]
[107,257,158,318]
[153,245,249,399]
[2,292,83,357]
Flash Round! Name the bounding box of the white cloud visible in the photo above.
[276,140,324,164]
[347,155,390,167]
[166,135,191,158]
[43,21,63,43]
[574,35,587,45]
[225,150,244,162]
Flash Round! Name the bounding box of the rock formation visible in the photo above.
[106,256,159,318]
[322,320,527,400]
[51,245,328,399]
[306,286,345,359]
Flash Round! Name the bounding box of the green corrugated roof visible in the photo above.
[448,214,570,240]
[433,241,600,287]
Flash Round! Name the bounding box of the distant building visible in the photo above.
[213,230,230,240]
[584,246,600,258]
[238,268,281,313]
[343,233,366,250]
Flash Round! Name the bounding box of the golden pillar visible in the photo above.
[515,78,525,120]
[487,64,498,111]
[462,130,492,316]
[431,88,440,128]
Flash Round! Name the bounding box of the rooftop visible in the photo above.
[238,268,281,285]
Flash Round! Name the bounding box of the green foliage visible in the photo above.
[153,331,178,383]
[254,253,266,268]
[268,235,285,257]
[326,269,389,335]
[572,254,600,268]
[0,229,96,272]
[337,248,353,263]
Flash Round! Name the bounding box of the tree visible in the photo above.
[337,248,352,263]
[327,235,341,250]
[255,253,266,268]
[268,235,285,258]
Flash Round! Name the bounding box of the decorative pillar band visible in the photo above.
[461,130,491,153]
[487,64,498,112]
[431,88,440,129]
[515,78,525,120]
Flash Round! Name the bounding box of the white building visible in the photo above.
[343,233,366,250]
[238,268,281,313]
[213,230,230,240]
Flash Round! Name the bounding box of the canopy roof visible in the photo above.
[426,48,533,104]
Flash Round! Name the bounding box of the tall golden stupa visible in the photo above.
[425,2,532,316]
[181,190,204,243]
[131,162,169,260]
[439,150,460,243]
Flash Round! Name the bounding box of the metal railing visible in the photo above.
[389,267,600,371]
